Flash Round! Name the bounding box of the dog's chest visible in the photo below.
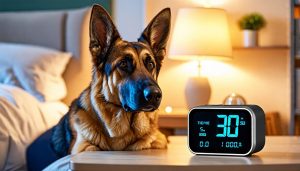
[107,131,136,150]
[103,112,157,150]
[74,109,157,151]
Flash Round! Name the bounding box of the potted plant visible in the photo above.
[238,13,266,47]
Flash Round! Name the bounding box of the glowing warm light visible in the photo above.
[174,60,234,77]
[169,8,232,61]
[201,60,234,77]
[165,106,173,113]
[192,0,226,7]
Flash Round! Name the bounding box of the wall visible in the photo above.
[145,0,291,134]
[112,0,145,41]
[0,0,111,12]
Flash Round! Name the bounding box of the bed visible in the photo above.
[0,7,92,170]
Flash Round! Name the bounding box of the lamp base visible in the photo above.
[185,76,211,109]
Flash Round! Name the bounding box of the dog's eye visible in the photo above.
[119,60,128,69]
[147,62,155,71]
[118,57,134,73]
[144,55,155,72]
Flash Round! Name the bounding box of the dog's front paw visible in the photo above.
[85,145,100,151]
[125,136,154,151]
[126,141,152,151]
[151,131,168,149]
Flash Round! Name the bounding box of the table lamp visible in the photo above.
[169,7,232,109]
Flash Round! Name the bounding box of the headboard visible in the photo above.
[0,8,93,105]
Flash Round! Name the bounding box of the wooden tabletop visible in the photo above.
[70,136,300,171]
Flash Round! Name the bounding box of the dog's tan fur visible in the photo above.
[63,5,171,154]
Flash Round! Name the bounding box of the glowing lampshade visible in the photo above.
[169,7,232,61]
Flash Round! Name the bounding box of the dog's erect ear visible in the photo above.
[138,8,171,73]
[90,5,121,67]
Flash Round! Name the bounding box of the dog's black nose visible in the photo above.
[143,86,162,102]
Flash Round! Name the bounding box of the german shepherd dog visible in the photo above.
[51,5,171,156]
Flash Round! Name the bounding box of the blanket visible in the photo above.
[0,84,68,171]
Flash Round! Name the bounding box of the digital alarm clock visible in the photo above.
[188,105,265,156]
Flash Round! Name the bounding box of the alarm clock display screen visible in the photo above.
[189,109,252,154]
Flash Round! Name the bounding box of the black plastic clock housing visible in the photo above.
[188,105,265,156]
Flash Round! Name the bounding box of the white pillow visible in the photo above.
[0,67,21,87]
[0,43,71,102]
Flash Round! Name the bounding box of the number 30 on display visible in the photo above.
[216,115,239,138]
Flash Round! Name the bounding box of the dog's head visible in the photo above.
[89,5,171,112]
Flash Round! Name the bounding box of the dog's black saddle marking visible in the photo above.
[51,113,72,157]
